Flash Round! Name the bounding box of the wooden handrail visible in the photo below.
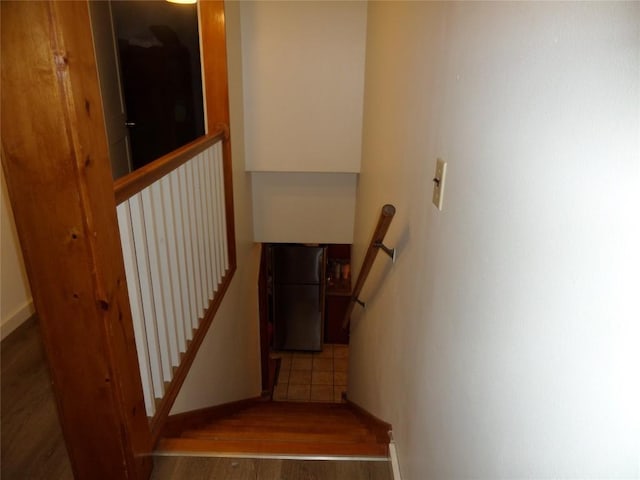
[113,125,228,205]
[343,204,396,329]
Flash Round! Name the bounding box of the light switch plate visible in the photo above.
[432,158,447,210]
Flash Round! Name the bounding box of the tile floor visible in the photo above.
[272,344,349,403]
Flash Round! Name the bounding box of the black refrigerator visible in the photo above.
[271,244,326,352]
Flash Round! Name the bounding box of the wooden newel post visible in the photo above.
[1,2,153,479]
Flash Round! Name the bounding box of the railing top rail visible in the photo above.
[113,124,228,205]
[342,204,396,329]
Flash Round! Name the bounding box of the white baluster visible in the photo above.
[216,142,229,272]
[203,147,219,295]
[173,165,193,342]
[116,202,155,416]
[129,193,166,395]
[162,174,186,355]
[186,160,203,327]
[141,187,173,381]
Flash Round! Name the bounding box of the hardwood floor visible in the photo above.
[1,317,73,480]
[151,456,391,480]
[1,318,392,480]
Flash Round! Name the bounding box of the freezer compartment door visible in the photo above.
[272,245,324,284]
[273,284,323,351]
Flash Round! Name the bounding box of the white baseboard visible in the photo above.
[1,299,35,340]
[389,438,402,480]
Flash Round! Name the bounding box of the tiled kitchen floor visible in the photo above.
[272,344,348,403]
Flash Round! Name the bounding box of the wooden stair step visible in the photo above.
[226,406,359,414]
[229,404,361,415]
[237,403,357,415]
[156,400,391,459]
[228,409,361,419]
[184,423,372,436]
[156,437,389,458]
[179,428,378,444]
[212,415,365,429]
[228,408,361,418]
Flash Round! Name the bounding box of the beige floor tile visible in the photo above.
[272,344,350,404]
[334,358,349,372]
[314,345,333,358]
[277,366,290,384]
[291,356,313,370]
[273,383,288,401]
[310,385,334,402]
[312,357,333,372]
[333,345,349,358]
[279,356,292,371]
[273,351,293,359]
[293,351,314,357]
[287,384,311,401]
[289,369,312,385]
[311,370,333,385]
[334,371,348,386]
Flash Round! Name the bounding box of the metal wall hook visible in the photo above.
[374,242,396,263]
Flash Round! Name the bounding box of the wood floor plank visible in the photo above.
[150,457,392,480]
[280,458,392,480]
[1,317,74,480]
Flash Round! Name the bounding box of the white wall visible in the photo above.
[240,1,365,244]
[252,172,356,244]
[350,2,640,479]
[171,1,262,413]
[1,168,34,339]
[240,1,367,173]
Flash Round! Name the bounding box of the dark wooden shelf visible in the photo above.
[327,279,351,297]
[327,289,351,297]
[325,244,352,344]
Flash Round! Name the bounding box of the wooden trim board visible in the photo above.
[344,397,392,444]
[160,396,268,439]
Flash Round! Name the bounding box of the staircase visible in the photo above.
[156,400,390,458]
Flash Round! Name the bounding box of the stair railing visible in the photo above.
[114,125,236,441]
[343,204,396,329]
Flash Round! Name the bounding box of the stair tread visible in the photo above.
[157,400,391,458]
[183,423,372,435]
[180,432,378,444]
[157,437,389,458]
[223,406,362,419]
[238,402,356,413]
[180,429,378,444]
[215,415,365,427]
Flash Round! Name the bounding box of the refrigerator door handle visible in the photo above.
[318,251,325,312]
